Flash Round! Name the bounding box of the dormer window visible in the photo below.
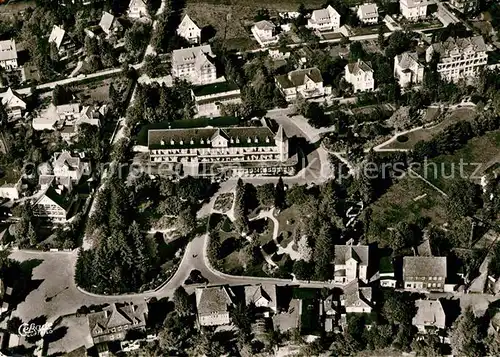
[200,139,204,144]
[190,139,194,145]
[160,140,165,146]
[170,139,175,145]
[230,137,234,143]
[254,137,259,143]
[247,137,251,143]
[179,140,184,145]
[236,137,240,144]
[265,136,270,143]
[207,139,211,144]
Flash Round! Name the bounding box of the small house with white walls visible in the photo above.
[307,5,341,32]
[177,14,201,44]
[357,3,379,24]
[345,59,375,92]
[252,20,279,47]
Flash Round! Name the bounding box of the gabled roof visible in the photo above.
[2,88,26,109]
[35,185,71,211]
[49,25,66,49]
[54,151,80,170]
[334,245,369,266]
[254,20,276,31]
[56,103,80,114]
[178,14,200,32]
[403,256,447,279]
[312,5,340,21]
[0,40,17,62]
[396,51,422,70]
[347,59,373,75]
[343,279,373,309]
[87,302,148,338]
[172,45,214,68]
[276,67,323,89]
[196,286,234,315]
[412,299,446,329]
[430,36,487,57]
[244,284,277,309]
[99,11,116,34]
[129,0,147,9]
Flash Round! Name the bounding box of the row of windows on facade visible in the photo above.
[151,146,279,154]
[406,276,443,281]
[151,154,281,163]
[158,136,273,146]
[438,59,487,68]
[406,283,442,288]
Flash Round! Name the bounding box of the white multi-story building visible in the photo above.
[127,0,149,19]
[171,45,217,85]
[0,40,18,71]
[307,5,341,32]
[251,20,279,47]
[394,52,425,87]
[345,59,374,92]
[191,81,241,118]
[147,125,296,177]
[357,3,379,25]
[195,286,235,326]
[449,0,478,14]
[426,36,488,83]
[275,67,329,102]
[400,0,428,21]
[177,14,201,44]
[333,244,372,285]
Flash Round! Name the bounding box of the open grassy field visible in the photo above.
[367,175,448,244]
[382,107,477,150]
[415,129,500,192]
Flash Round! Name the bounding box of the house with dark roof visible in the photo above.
[345,59,374,92]
[403,256,447,292]
[195,286,235,326]
[333,244,373,285]
[244,284,277,314]
[341,279,374,314]
[251,20,279,47]
[49,25,75,57]
[275,67,328,102]
[357,3,379,24]
[87,302,148,344]
[147,125,296,177]
[32,184,75,223]
[412,299,446,333]
[394,51,424,88]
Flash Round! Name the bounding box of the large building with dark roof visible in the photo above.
[425,36,488,83]
[147,125,297,177]
[403,256,447,292]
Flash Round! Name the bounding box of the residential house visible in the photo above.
[171,45,217,85]
[191,81,241,118]
[32,184,74,223]
[403,256,447,292]
[357,3,379,25]
[244,284,277,315]
[400,0,428,21]
[425,36,488,83]
[412,299,446,333]
[449,0,478,14]
[147,125,296,177]
[345,59,375,92]
[77,105,101,127]
[53,151,88,183]
[0,40,18,71]
[0,178,22,200]
[99,11,123,37]
[49,25,75,57]
[307,5,341,32]
[87,302,148,344]
[323,294,340,332]
[272,298,300,333]
[177,14,201,44]
[1,88,26,122]
[342,279,374,314]
[195,286,235,326]
[32,104,61,131]
[394,51,425,87]
[275,67,328,102]
[127,0,149,19]
[251,20,279,47]
[333,244,372,284]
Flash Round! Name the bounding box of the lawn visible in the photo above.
[415,129,500,192]
[276,205,300,247]
[381,107,477,150]
[367,175,448,244]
